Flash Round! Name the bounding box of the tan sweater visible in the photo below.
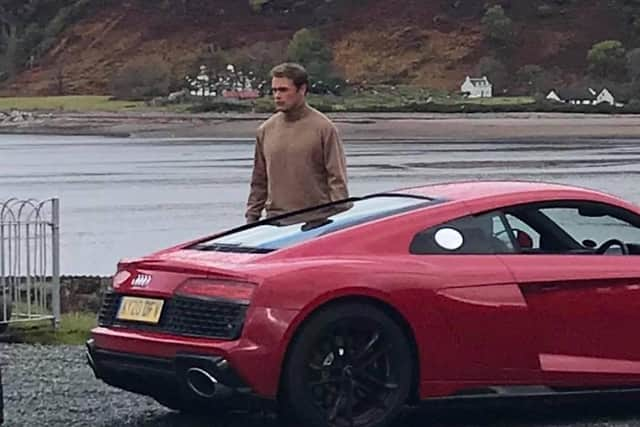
[245,104,349,221]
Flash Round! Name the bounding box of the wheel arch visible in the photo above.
[277,294,421,404]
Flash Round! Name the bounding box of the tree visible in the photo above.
[476,56,508,93]
[0,0,96,78]
[231,40,288,80]
[481,5,514,46]
[0,1,29,76]
[516,64,550,95]
[287,28,340,86]
[191,46,233,76]
[587,40,627,80]
[627,48,640,81]
[110,56,172,100]
[287,28,332,66]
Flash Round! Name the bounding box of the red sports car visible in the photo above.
[87,180,640,427]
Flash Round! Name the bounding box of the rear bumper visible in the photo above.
[87,338,255,402]
[88,305,299,398]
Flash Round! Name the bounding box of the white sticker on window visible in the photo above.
[434,228,464,251]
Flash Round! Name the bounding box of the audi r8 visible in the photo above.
[87,180,640,427]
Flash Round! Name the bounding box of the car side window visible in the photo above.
[501,201,640,255]
[410,212,515,254]
[491,215,516,250]
[540,206,640,249]
[504,213,541,249]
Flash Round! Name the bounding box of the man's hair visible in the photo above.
[270,62,309,91]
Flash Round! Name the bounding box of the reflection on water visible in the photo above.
[2,134,640,274]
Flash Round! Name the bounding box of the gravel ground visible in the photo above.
[3,343,640,427]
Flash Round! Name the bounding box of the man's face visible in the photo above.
[271,77,305,112]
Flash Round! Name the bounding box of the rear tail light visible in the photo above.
[112,270,132,289]
[176,278,256,303]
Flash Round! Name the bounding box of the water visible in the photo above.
[2,134,640,274]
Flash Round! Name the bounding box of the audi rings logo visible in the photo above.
[131,273,152,288]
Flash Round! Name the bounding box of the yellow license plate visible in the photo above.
[117,297,164,324]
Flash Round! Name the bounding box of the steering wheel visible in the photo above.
[595,238,629,255]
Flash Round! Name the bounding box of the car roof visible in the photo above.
[393,180,608,202]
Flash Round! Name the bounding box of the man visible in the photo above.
[245,62,349,222]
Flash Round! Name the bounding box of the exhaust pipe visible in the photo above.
[85,340,97,374]
[185,367,218,398]
[86,350,96,370]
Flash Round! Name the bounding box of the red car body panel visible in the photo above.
[90,181,640,401]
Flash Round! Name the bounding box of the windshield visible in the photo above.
[192,195,437,253]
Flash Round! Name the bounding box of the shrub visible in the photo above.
[481,5,514,46]
[110,57,172,100]
[189,99,254,113]
[287,28,332,66]
[587,40,627,80]
[475,56,508,92]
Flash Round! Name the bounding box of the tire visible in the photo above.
[281,302,413,427]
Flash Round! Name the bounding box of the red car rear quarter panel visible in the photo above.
[249,259,465,394]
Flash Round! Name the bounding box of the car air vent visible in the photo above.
[97,292,248,340]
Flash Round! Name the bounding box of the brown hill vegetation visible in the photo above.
[0,0,633,96]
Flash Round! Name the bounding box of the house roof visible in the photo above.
[595,87,630,103]
[465,76,491,86]
[552,88,595,100]
[549,87,630,103]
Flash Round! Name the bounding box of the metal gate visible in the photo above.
[1,198,60,331]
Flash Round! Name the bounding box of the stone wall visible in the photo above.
[60,276,112,313]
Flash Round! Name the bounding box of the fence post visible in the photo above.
[0,211,5,323]
[51,198,61,328]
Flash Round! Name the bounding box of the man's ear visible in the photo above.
[299,83,308,95]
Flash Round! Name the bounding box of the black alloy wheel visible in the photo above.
[282,302,412,427]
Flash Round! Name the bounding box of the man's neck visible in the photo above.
[283,101,309,122]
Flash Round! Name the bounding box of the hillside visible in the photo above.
[0,0,634,96]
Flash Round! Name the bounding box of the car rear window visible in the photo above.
[192,195,438,253]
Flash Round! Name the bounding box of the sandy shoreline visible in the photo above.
[1,111,639,140]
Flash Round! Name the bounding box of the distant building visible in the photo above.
[546,87,625,107]
[461,76,492,98]
[186,64,260,98]
[594,88,626,107]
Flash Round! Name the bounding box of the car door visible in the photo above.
[497,200,640,383]
[410,212,541,378]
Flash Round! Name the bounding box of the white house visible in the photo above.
[594,88,625,107]
[545,88,595,105]
[546,87,625,107]
[186,64,260,98]
[545,89,562,102]
[461,76,492,98]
